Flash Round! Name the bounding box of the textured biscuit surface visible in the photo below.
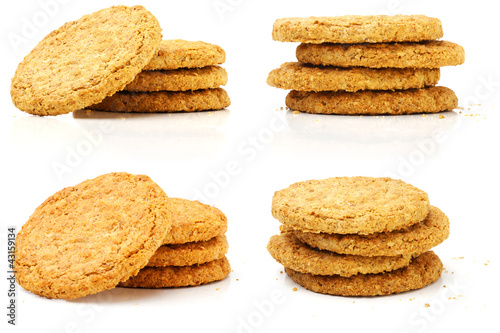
[286,251,443,296]
[123,66,228,92]
[163,198,227,244]
[144,39,226,70]
[296,41,465,68]
[119,257,231,288]
[267,232,412,277]
[286,86,457,115]
[272,177,430,235]
[272,15,443,44]
[147,235,229,267]
[267,62,440,92]
[11,5,162,116]
[14,172,171,299]
[293,206,449,256]
[88,88,230,112]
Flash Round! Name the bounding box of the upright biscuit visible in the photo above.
[123,66,228,92]
[272,15,443,44]
[147,235,229,267]
[88,88,230,112]
[285,251,443,296]
[267,232,412,277]
[285,86,458,115]
[119,257,231,288]
[144,39,226,70]
[272,177,430,235]
[11,5,162,116]
[14,173,171,299]
[267,62,440,92]
[296,41,465,68]
[293,206,449,256]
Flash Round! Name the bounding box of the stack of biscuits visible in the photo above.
[89,39,231,113]
[119,197,231,288]
[11,6,230,116]
[267,15,464,115]
[15,173,230,299]
[267,176,449,296]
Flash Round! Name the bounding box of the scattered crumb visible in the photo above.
[425,303,430,307]
[452,256,464,260]
[409,298,415,301]
[208,111,212,115]
[293,111,299,114]
[443,285,446,288]
[280,107,283,110]
[280,271,283,274]
[484,263,488,266]
[216,288,220,291]
[236,278,239,281]
[314,119,319,122]
[276,278,278,280]
[456,106,464,110]
[439,115,445,119]
[292,287,298,291]
[353,301,355,303]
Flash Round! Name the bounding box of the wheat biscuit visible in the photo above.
[285,86,457,115]
[123,66,228,92]
[88,88,230,112]
[14,173,171,299]
[285,251,443,296]
[163,198,227,244]
[144,39,226,70]
[267,62,440,92]
[272,15,443,44]
[11,6,162,116]
[272,177,430,235]
[293,206,449,257]
[147,235,229,267]
[119,257,231,288]
[267,232,412,277]
[296,41,465,68]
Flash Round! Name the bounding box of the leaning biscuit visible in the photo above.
[285,86,458,115]
[285,251,443,296]
[123,66,228,92]
[267,232,412,277]
[87,88,231,112]
[267,62,440,92]
[119,257,231,288]
[11,5,162,116]
[296,41,465,68]
[14,172,171,299]
[272,15,443,44]
[272,177,430,235]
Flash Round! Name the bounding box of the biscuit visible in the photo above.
[272,15,443,44]
[147,235,228,267]
[272,177,430,235]
[119,257,231,288]
[14,172,171,299]
[267,232,412,277]
[293,206,449,257]
[144,39,226,70]
[266,62,440,92]
[123,66,228,92]
[163,198,227,244]
[285,86,457,115]
[296,41,465,68]
[11,6,162,116]
[285,251,443,296]
[87,88,230,112]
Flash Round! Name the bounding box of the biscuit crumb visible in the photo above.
[425,303,430,307]
[216,288,220,291]
[293,111,299,114]
[236,279,239,281]
[280,271,283,274]
[292,287,298,291]
[439,115,445,119]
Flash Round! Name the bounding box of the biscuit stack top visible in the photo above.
[267,15,465,115]
[267,176,450,296]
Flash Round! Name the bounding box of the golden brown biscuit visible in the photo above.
[272,15,443,44]
[292,206,449,256]
[272,177,430,235]
[163,198,228,244]
[296,41,465,68]
[285,251,443,296]
[267,62,440,92]
[11,6,162,116]
[267,232,412,277]
[87,88,230,112]
[285,86,457,115]
[14,173,171,299]
[123,66,228,92]
[144,39,226,70]
[119,257,231,288]
[147,235,229,267]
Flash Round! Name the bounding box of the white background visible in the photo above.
[1,0,499,332]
